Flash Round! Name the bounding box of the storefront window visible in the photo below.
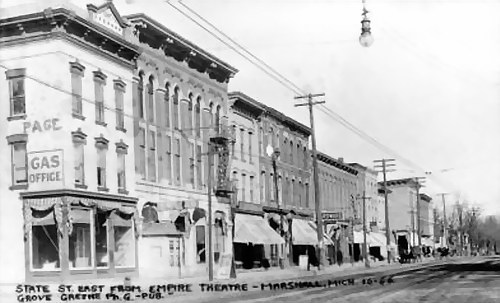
[95,211,109,268]
[69,209,92,269]
[31,210,60,270]
[113,213,135,268]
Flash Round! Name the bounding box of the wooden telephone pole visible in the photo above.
[294,93,325,270]
[357,191,371,268]
[414,177,426,248]
[374,159,396,263]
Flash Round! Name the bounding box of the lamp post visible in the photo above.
[267,145,286,268]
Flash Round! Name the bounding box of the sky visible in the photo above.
[3,0,500,215]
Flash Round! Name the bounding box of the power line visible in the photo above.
[167,0,461,194]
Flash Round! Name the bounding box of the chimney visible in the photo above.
[338,157,344,163]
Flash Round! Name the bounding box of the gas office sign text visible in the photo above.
[28,149,64,190]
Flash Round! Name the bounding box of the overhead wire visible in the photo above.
[168,0,460,193]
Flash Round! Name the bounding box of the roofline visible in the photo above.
[317,152,358,176]
[228,91,312,136]
[125,13,238,75]
[0,7,140,55]
[419,193,432,202]
[348,162,378,175]
[381,178,419,188]
[228,91,266,112]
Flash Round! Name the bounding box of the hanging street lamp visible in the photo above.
[359,1,374,47]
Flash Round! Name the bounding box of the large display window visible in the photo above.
[23,196,138,280]
[69,208,93,269]
[31,209,60,271]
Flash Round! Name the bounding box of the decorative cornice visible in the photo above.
[95,134,109,148]
[71,128,87,144]
[5,68,26,79]
[69,60,85,76]
[20,188,138,204]
[113,78,126,90]
[93,69,107,83]
[6,133,28,144]
[115,140,129,154]
[0,8,140,67]
[126,13,238,84]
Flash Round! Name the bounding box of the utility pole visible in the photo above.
[207,130,232,281]
[374,159,395,263]
[413,177,426,248]
[438,193,449,248]
[357,191,371,268]
[349,194,356,266]
[207,141,214,281]
[295,93,325,270]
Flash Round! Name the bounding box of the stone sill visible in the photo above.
[75,183,88,189]
[7,114,27,121]
[10,184,28,190]
[72,113,86,121]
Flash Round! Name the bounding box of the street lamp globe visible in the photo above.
[359,31,374,48]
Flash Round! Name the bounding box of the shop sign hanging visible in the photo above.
[214,142,232,197]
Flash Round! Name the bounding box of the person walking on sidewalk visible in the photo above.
[337,250,344,267]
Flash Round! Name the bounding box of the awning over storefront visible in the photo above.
[292,219,318,245]
[234,214,284,245]
[307,221,335,246]
[368,232,387,247]
[421,237,435,247]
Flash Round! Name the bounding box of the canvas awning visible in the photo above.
[368,232,387,247]
[307,221,336,246]
[292,219,319,245]
[234,214,284,245]
[421,237,435,247]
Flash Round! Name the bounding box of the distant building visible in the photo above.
[349,163,379,228]
[315,153,358,264]
[419,193,433,238]
[383,178,420,251]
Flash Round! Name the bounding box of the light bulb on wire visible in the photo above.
[359,1,374,47]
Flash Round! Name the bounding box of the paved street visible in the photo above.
[169,256,500,303]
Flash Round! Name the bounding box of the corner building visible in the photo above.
[0,1,140,284]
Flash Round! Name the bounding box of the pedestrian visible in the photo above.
[337,250,343,267]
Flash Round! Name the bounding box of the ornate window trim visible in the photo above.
[95,134,109,149]
[71,128,87,144]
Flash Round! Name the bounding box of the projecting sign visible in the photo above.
[322,212,343,221]
[27,149,64,190]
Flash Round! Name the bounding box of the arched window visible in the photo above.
[164,82,170,128]
[215,105,221,134]
[289,140,294,164]
[209,102,214,129]
[138,72,145,119]
[188,92,194,134]
[147,76,155,123]
[173,86,180,130]
[269,128,274,150]
[195,96,201,138]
